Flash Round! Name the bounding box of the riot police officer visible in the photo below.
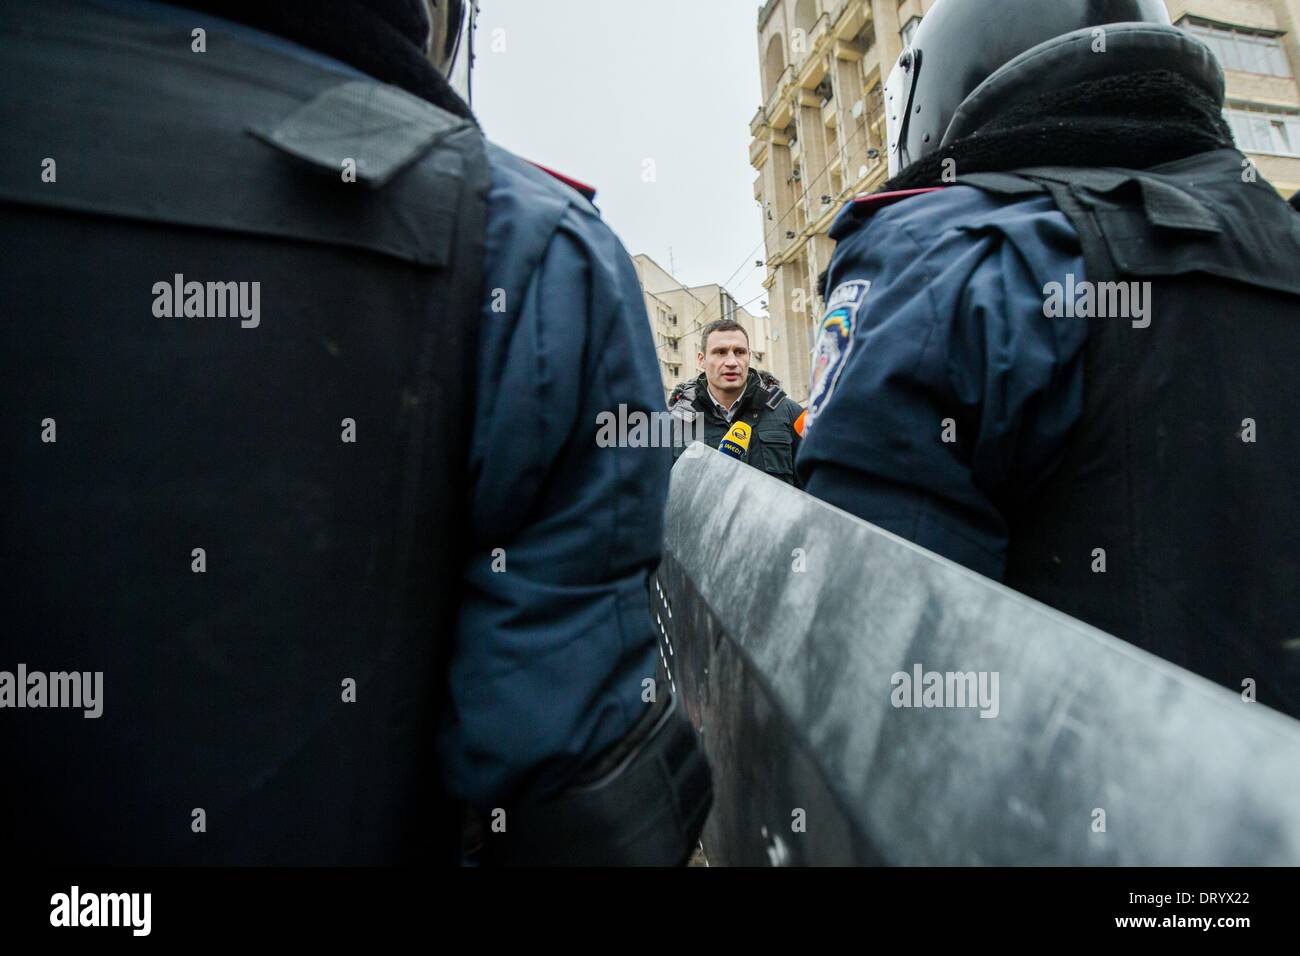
[0,0,709,864]
[798,0,1300,717]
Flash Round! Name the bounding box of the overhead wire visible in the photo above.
[653,99,886,357]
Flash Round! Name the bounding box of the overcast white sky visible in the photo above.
[473,0,770,315]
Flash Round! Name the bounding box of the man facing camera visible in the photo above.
[669,319,803,486]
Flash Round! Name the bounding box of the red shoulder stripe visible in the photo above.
[529,162,598,202]
[852,187,947,212]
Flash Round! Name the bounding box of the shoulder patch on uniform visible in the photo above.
[528,162,597,202]
[807,279,870,428]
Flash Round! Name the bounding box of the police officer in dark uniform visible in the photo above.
[0,0,709,864]
[669,318,804,486]
[798,0,1300,718]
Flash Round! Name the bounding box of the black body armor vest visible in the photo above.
[963,150,1300,718]
[0,0,489,862]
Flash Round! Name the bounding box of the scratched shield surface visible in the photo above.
[655,446,1300,866]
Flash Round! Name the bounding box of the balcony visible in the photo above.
[796,15,831,89]
[822,97,838,128]
[811,12,831,53]
[834,37,864,63]
[798,51,828,91]
[833,0,869,41]
[764,64,795,118]
[770,92,793,131]
[792,14,831,67]
[823,0,850,24]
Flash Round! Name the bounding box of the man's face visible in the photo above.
[699,330,750,394]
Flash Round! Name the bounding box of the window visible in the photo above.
[901,16,921,49]
[669,364,681,378]
[763,34,787,98]
[667,337,680,351]
[1225,104,1300,156]
[1183,19,1292,77]
[721,292,738,323]
[1270,119,1293,154]
[667,313,677,325]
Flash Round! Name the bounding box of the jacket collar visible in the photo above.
[173,0,477,121]
[694,370,760,417]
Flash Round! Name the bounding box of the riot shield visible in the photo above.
[656,446,1300,865]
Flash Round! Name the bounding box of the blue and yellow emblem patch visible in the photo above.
[807,280,870,427]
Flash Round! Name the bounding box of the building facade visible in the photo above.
[751,0,1300,402]
[1170,0,1300,195]
[633,254,775,398]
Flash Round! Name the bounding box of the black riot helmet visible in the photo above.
[885,0,1211,176]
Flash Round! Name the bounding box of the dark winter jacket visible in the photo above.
[670,370,803,486]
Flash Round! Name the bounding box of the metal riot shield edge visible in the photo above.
[654,445,1300,865]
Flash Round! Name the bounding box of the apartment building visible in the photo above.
[633,254,775,398]
[751,0,1300,402]
[1171,0,1300,193]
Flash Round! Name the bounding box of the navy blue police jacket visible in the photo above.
[796,186,1088,581]
[126,3,670,811]
[450,148,668,809]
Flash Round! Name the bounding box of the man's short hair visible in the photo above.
[700,318,749,355]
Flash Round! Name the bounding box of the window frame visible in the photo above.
[1181,17,1292,78]
[1224,103,1300,157]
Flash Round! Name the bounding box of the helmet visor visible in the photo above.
[444,0,477,105]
